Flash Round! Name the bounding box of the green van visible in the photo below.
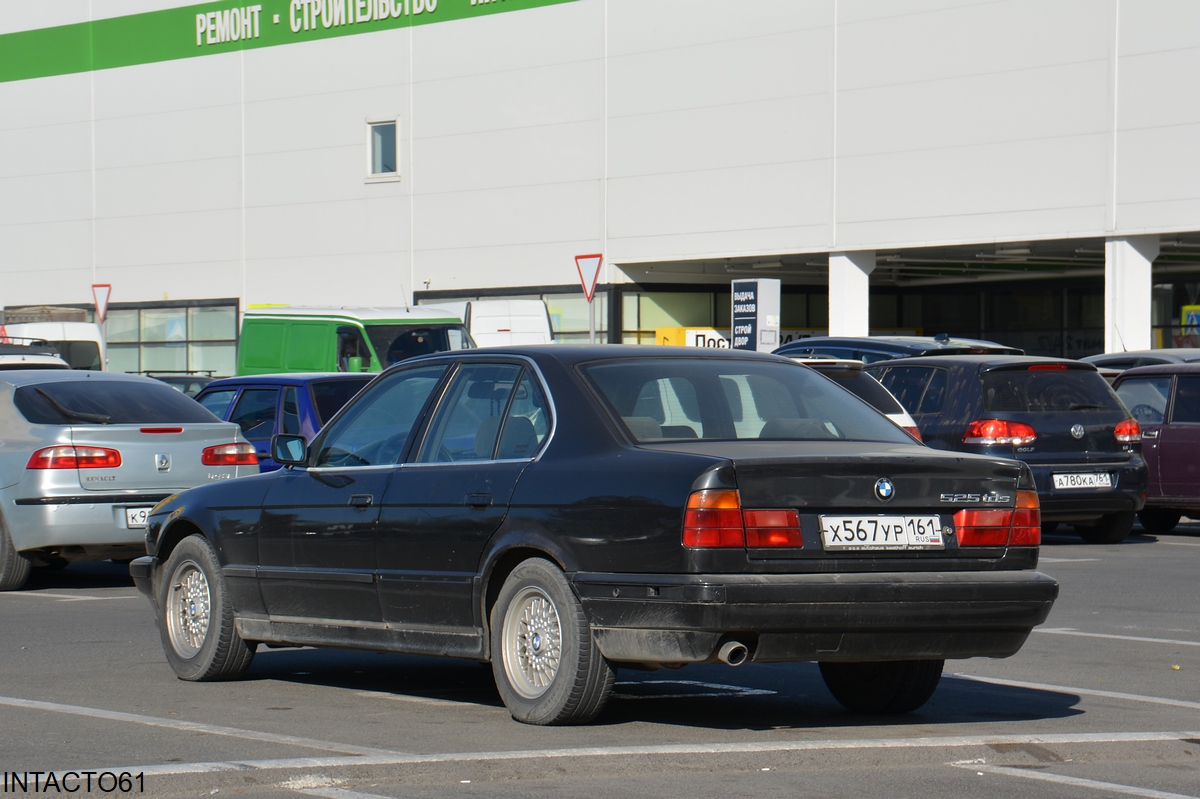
[237,306,475,376]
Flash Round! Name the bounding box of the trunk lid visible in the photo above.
[71,423,247,490]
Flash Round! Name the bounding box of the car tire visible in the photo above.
[0,514,32,592]
[1137,509,1181,534]
[819,659,944,714]
[157,535,255,681]
[490,558,615,725]
[1076,511,1135,545]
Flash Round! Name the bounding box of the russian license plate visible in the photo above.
[1053,472,1112,490]
[125,507,151,528]
[819,515,945,551]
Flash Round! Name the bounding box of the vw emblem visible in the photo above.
[1070,424,1085,440]
[874,478,895,502]
[155,454,171,472]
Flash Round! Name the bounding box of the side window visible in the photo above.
[417,363,523,463]
[916,368,948,415]
[281,386,302,435]
[336,327,371,372]
[197,389,238,419]
[496,370,551,459]
[1116,377,1171,425]
[1172,376,1200,423]
[876,367,935,416]
[228,388,279,440]
[315,364,447,467]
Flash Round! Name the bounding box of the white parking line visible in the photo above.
[612,680,777,700]
[54,730,1200,779]
[0,695,403,757]
[0,592,136,602]
[950,675,1200,711]
[1039,557,1101,563]
[960,763,1200,799]
[1035,627,1200,648]
[299,789,391,799]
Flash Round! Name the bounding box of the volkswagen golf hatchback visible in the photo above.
[869,355,1147,543]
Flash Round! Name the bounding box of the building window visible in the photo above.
[366,119,399,181]
[105,301,239,377]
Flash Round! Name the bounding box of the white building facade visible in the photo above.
[3,0,1200,373]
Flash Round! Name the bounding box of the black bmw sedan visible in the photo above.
[131,346,1057,725]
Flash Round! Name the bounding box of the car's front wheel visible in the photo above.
[819,659,944,714]
[0,514,31,591]
[1076,511,1135,544]
[490,558,615,725]
[1137,509,1182,534]
[157,535,255,681]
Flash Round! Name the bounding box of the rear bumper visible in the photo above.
[573,569,1058,665]
[4,493,168,553]
[1029,462,1146,520]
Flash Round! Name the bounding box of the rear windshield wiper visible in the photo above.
[1067,403,1107,411]
[35,387,112,424]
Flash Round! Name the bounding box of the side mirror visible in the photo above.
[271,434,308,466]
[347,355,364,372]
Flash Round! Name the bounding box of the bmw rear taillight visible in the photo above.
[26,446,122,469]
[1114,418,1141,443]
[963,419,1037,446]
[955,490,1040,547]
[201,443,258,466]
[743,509,803,547]
[683,490,744,547]
[683,490,803,547]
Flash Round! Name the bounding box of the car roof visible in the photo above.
[201,372,373,389]
[867,354,1100,371]
[1082,348,1200,363]
[774,335,1021,355]
[395,344,791,370]
[0,370,159,387]
[1113,362,1200,379]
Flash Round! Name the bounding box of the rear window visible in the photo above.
[982,369,1123,413]
[311,378,372,425]
[14,380,221,425]
[582,358,912,444]
[874,366,949,416]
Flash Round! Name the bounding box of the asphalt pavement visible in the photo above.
[1,521,1197,798]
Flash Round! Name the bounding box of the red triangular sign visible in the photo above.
[92,284,112,323]
[575,254,603,302]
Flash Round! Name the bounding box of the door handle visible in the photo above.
[349,494,374,508]
[465,492,492,507]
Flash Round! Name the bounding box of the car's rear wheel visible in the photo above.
[1076,511,1135,544]
[819,659,944,714]
[1137,509,1182,534]
[490,558,615,725]
[157,535,255,681]
[0,514,32,592]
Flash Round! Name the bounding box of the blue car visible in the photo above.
[194,373,373,471]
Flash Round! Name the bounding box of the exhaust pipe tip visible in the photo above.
[717,640,749,667]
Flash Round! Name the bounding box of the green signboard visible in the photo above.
[0,0,577,84]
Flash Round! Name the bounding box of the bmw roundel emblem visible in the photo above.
[875,478,895,502]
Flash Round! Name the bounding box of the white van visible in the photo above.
[430,299,554,347]
[0,322,105,370]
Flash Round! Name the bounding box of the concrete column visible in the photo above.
[1104,236,1158,353]
[828,251,875,336]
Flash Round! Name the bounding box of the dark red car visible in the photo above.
[1113,363,1200,532]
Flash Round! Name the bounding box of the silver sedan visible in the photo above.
[0,370,258,590]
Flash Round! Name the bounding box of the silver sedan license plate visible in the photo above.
[125,507,151,528]
[819,515,945,551]
[1053,472,1112,490]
